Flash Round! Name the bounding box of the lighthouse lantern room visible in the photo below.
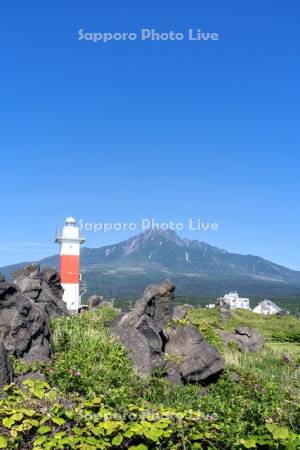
[55,217,85,312]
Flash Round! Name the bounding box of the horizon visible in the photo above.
[1,1,300,269]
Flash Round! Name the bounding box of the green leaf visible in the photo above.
[273,427,290,440]
[112,434,123,446]
[22,409,36,417]
[37,426,52,435]
[52,417,65,426]
[0,436,7,449]
[242,438,257,448]
[34,435,48,446]
[33,389,45,399]
[3,417,15,428]
[144,429,161,442]
[266,424,290,440]
[11,412,24,421]
[64,410,74,420]
[86,436,98,445]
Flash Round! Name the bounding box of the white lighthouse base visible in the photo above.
[61,283,81,312]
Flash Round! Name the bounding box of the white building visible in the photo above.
[207,303,216,309]
[219,291,250,310]
[253,300,281,315]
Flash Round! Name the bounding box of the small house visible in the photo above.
[217,291,250,310]
[253,300,281,315]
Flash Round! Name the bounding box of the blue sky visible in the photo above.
[1,0,299,269]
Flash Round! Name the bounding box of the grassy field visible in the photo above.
[2,306,300,449]
[188,307,300,340]
[267,342,300,354]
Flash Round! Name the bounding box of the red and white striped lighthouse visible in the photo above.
[55,217,85,311]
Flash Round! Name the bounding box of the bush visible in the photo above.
[0,374,299,449]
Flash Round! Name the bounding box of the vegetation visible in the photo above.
[188,307,300,341]
[1,307,300,448]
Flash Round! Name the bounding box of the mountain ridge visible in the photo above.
[1,229,300,297]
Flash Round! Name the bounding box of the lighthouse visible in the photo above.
[55,217,85,312]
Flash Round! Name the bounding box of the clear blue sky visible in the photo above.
[0,1,299,269]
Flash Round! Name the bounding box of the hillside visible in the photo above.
[1,229,300,297]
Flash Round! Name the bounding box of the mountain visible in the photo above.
[1,229,300,298]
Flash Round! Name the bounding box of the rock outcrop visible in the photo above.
[218,326,264,352]
[164,325,224,384]
[110,280,174,378]
[0,339,13,387]
[0,265,67,364]
[12,264,68,319]
[110,280,224,384]
[0,277,52,363]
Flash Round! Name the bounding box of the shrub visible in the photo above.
[1,374,299,449]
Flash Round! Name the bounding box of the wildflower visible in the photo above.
[207,413,218,421]
[283,354,290,364]
[74,371,81,377]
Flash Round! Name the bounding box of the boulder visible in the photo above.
[165,325,224,383]
[217,299,231,320]
[143,280,175,333]
[110,280,175,377]
[0,339,13,387]
[111,323,163,378]
[218,327,263,352]
[88,295,114,310]
[111,280,224,384]
[13,264,68,319]
[172,304,192,321]
[88,295,105,310]
[12,264,42,300]
[113,279,175,332]
[0,277,52,363]
[37,268,68,318]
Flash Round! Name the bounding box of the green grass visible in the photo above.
[49,307,141,405]
[188,307,300,340]
[267,342,300,355]
[7,305,300,449]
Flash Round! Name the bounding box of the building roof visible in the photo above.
[258,299,282,311]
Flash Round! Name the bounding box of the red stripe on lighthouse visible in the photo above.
[60,255,80,284]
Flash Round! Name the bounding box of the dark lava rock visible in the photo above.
[218,327,264,352]
[172,305,192,321]
[0,271,53,363]
[88,295,105,310]
[111,280,224,384]
[0,339,13,387]
[13,264,68,319]
[165,325,224,383]
[110,280,174,378]
[88,295,114,310]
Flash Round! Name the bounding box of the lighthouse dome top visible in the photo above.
[66,216,76,226]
